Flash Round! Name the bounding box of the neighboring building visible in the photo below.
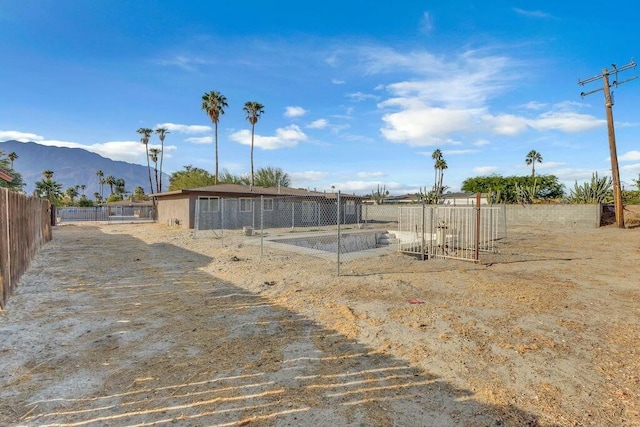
[153,184,365,229]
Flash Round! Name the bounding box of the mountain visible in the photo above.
[0,140,168,197]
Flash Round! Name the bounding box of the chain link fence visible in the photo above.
[194,193,506,276]
[56,206,155,223]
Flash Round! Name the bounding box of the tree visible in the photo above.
[133,186,147,201]
[8,152,18,168]
[431,149,442,193]
[218,169,249,185]
[114,178,126,197]
[461,174,565,203]
[243,101,265,187]
[525,150,543,178]
[34,170,63,203]
[64,186,79,205]
[169,165,215,191]
[155,127,169,192]
[436,158,448,197]
[253,166,290,187]
[105,175,116,195]
[149,147,161,194]
[96,170,105,199]
[201,91,228,184]
[137,128,155,194]
[0,151,24,191]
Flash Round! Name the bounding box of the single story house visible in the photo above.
[152,184,366,229]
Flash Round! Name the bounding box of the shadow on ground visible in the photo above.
[0,225,541,426]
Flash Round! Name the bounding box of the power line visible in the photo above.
[578,58,637,229]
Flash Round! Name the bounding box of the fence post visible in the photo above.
[260,196,264,258]
[337,191,341,277]
[474,192,481,262]
[421,200,426,261]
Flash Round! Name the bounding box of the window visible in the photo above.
[239,198,253,212]
[345,200,356,215]
[263,198,274,211]
[199,197,219,212]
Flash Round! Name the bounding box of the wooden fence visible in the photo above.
[0,188,53,309]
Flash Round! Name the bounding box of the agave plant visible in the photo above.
[568,172,613,204]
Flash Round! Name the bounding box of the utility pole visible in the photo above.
[579,59,637,229]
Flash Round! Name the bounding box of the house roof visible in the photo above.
[152,184,364,200]
[0,168,13,182]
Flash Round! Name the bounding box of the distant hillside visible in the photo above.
[0,140,168,197]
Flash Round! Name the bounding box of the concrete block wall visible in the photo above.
[504,204,601,228]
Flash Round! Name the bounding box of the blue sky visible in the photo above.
[1,1,639,195]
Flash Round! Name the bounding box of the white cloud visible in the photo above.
[473,166,498,175]
[290,171,328,182]
[473,139,490,147]
[619,150,640,161]
[347,92,379,102]
[156,123,211,134]
[229,125,307,150]
[530,111,604,133]
[443,149,478,155]
[284,106,307,118]
[513,8,555,19]
[537,161,567,169]
[332,79,345,84]
[357,171,386,178]
[336,180,403,194]
[522,101,548,110]
[155,55,209,71]
[185,136,213,144]
[0,130,44,142]
[307,119,329,129]
[420,12,434,33]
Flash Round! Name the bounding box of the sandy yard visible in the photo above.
[0,219,639,426]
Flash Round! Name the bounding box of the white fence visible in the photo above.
[56,206,154,223]
[397,205,505,261]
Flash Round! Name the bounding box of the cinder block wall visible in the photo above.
[504,204,601,228]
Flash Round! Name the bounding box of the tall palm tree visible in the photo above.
[137,128,154,194]
[149,148,161,194]
[431,149,443,193]
[243,101,265,187]
[43,170,54,179]
[525,150,543,178]
[96,170,104,199]
[8,152,18,169]
[155,127,169,192]
[201,91,228,184]
[436,158,448,196]
[105,175,116,195]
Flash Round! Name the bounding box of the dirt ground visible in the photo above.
[0,216,639,426]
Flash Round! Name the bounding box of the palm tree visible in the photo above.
[35,170,63,202]
[105,175,116,195]
[201,91,228,184]
[115,178,126,198]
[65,186,79,205]
[525,150,543,178]
[96,170,104,199]
[149,148,161,194]
[93,192,102,204]
[155,127,169,192]
[436,158,448,196]
[8,152,18,169]
[243,101,265,187]
[431,149,443,193]
[137,128,155,195]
